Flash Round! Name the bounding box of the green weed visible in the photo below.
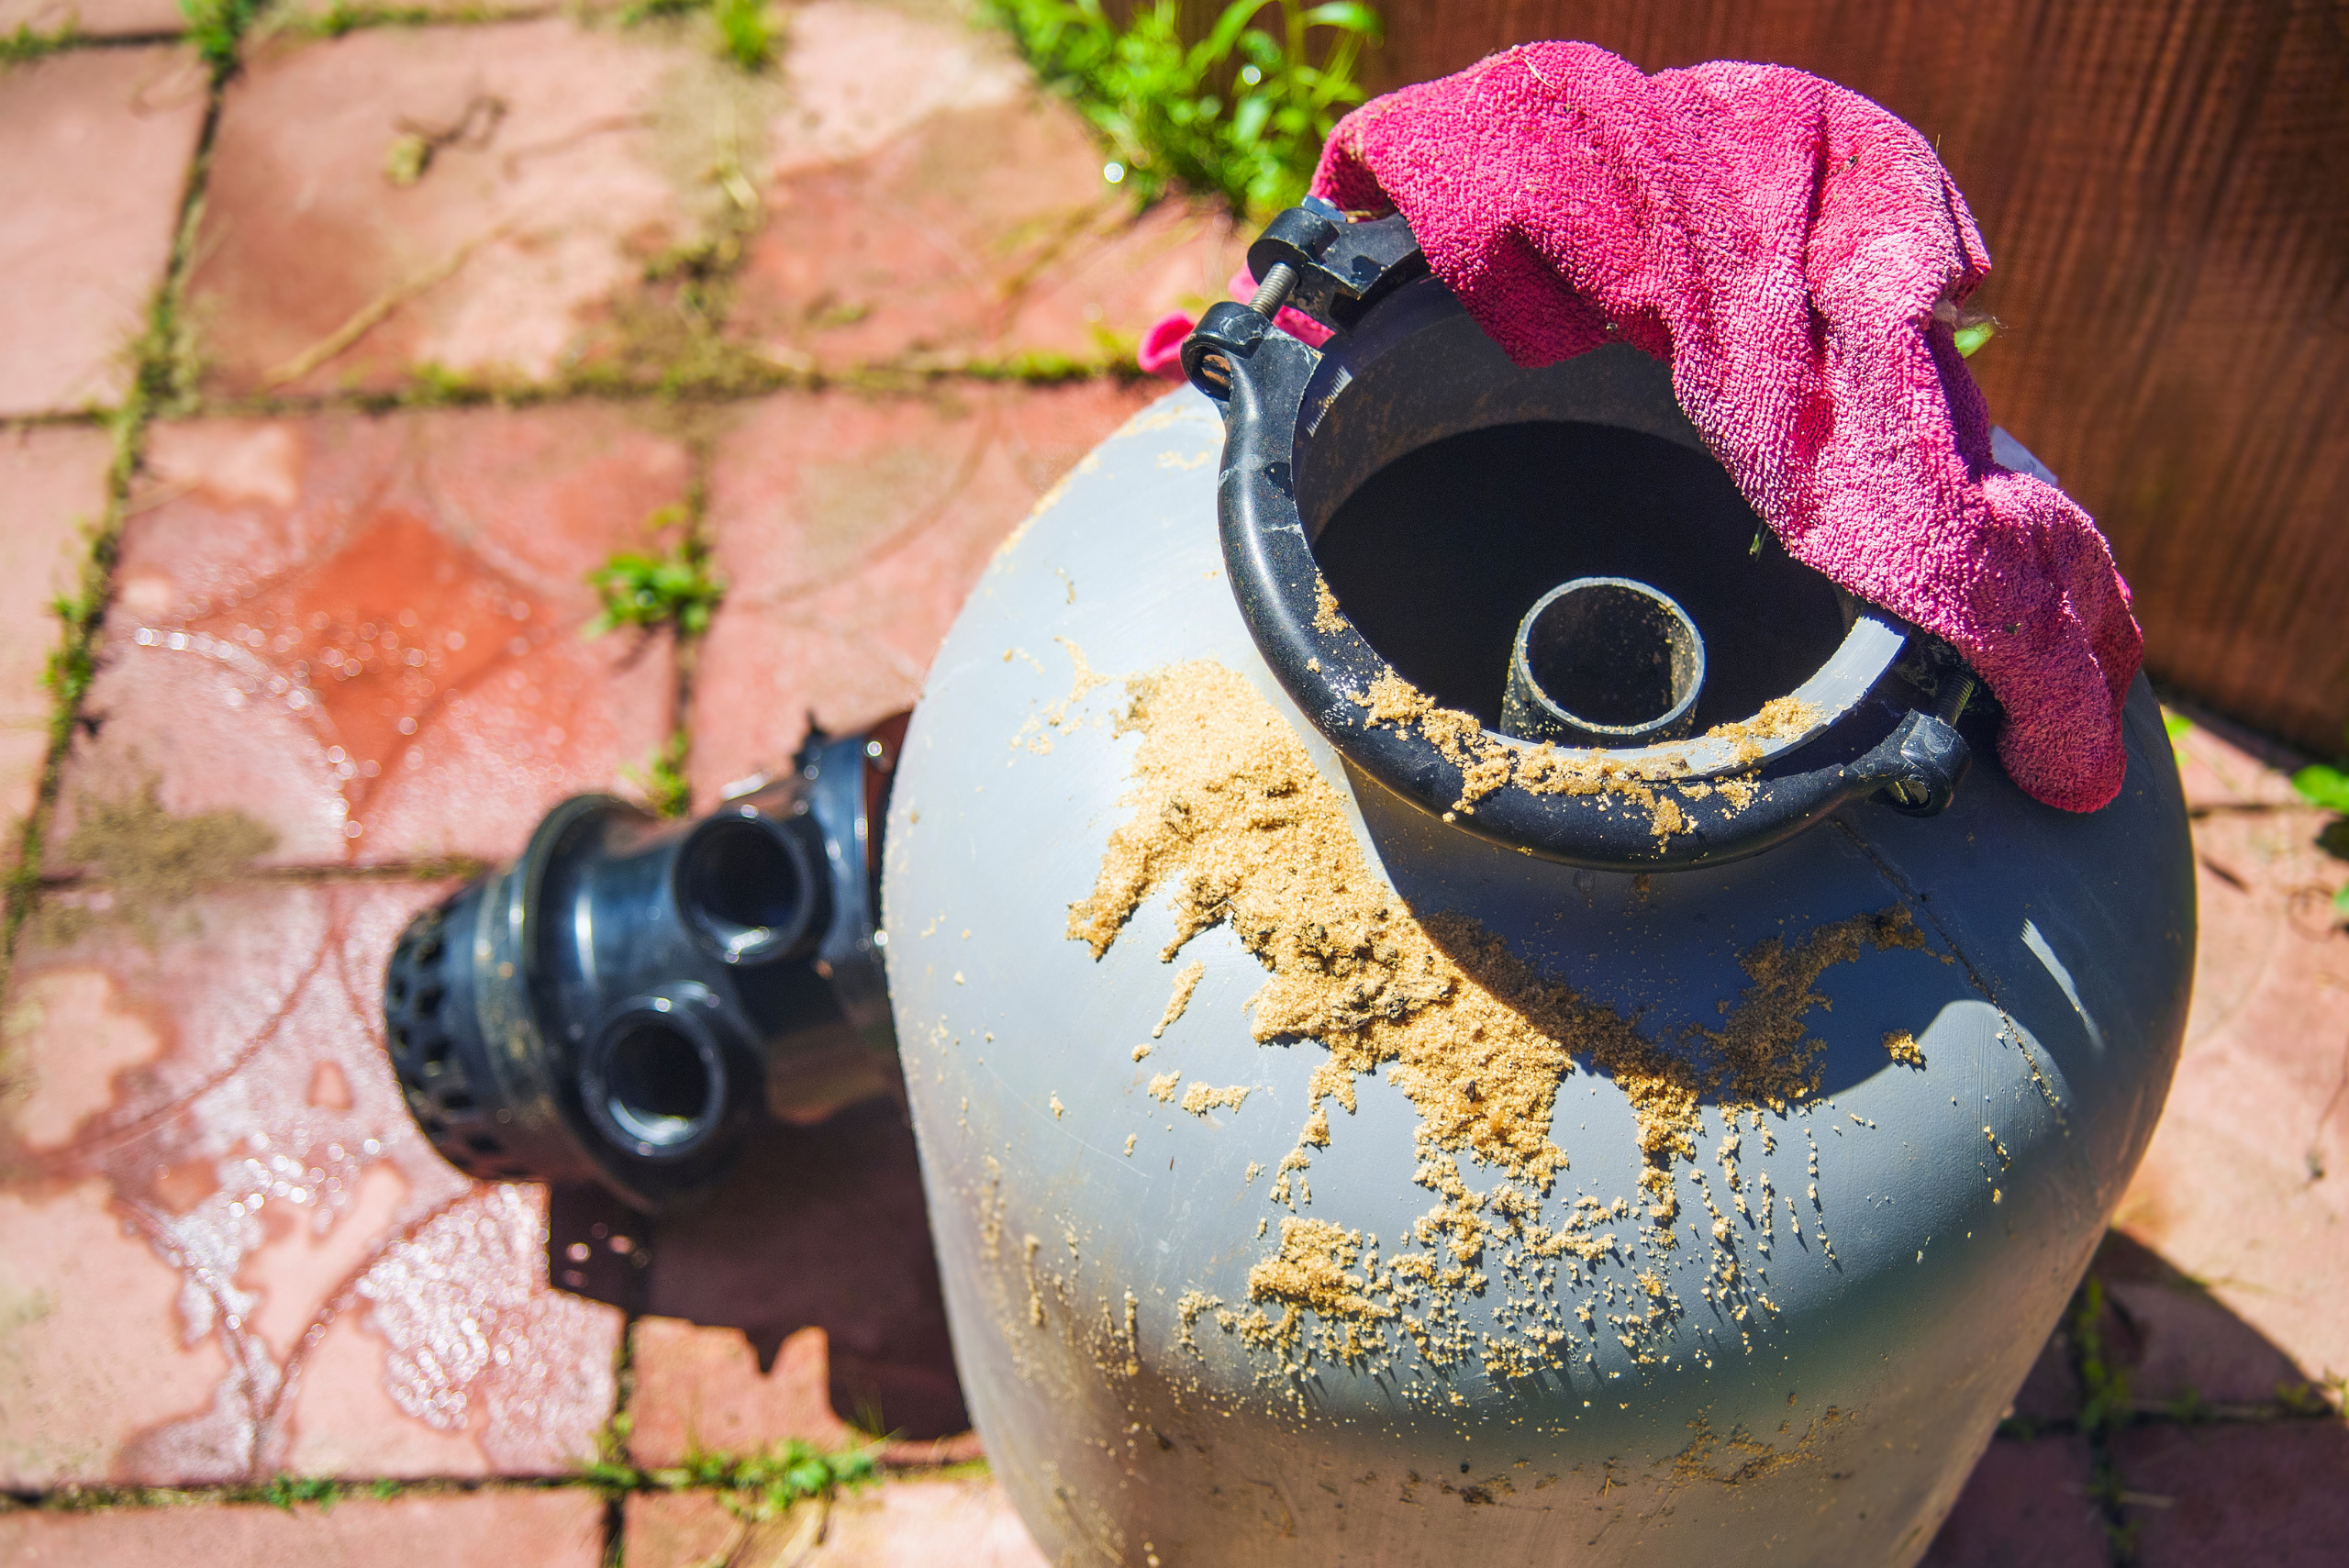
[711,0,771,71]
[584,509,725,638]
[2071,1277,2131,1438]
[2290,728,2349,917]
[2065,1276,2144,1561]
[988,0,1382,219]
[588,504,718,819]
[625,733,693,819]
[309,1,370,35]
[179,0,263,74]
[2295,756,2349,814]
[260,1473,341,1512]
[588,1436,879,1514]
[41,588,99,717]
[2275,1373,2347,1418]
[621,0,774,72]
[28,1475,430,1513]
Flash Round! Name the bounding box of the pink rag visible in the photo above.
[1150,42,2143,812]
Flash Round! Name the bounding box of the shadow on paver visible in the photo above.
[1929,1228,2347,1565]
[552,1098,969,1440]
[2086,1231,2333,1418]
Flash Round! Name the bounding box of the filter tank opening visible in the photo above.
[1310,420,1849,734]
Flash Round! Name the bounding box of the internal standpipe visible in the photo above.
[1500,576,1707,748]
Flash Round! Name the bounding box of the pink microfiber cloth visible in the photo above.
[1148,42,2143,813]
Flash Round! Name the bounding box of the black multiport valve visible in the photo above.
[384,719,907,1210]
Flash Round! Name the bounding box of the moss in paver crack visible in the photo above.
[204,352,1141,414]
[56,777,275,898]
[589,486,721,817]
[963,343,1146,384]
[301,0,524,36]
[1999,1253,2347,1460]
[4,48,219,983]
[2065,1276,2143,1564]
[0,20,83,63]
[622,733,695,819]
[596,1310,640,1563]
[587,1431,883,1514]
[31,778,276,944]
[20,1476,571,1514]
[597,40,788,393]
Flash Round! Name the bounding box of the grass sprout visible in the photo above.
[584,508,725,639]
[988,0,1381,219]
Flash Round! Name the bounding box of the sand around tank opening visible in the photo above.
[1065,658,1928,1385]
[1317,572,1818,831]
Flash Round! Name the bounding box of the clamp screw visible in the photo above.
[1248,261,1299,317]
[1935,672,1977,726]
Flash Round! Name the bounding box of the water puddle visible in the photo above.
[133,509,557,850]
[6,884,614,1481]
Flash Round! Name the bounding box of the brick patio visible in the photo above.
[0,4,2342,1562]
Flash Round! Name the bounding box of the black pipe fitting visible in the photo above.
[384,721,905,1211]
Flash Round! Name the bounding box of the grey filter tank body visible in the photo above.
[883,225,2191,1565]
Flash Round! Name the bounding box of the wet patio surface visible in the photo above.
[0,5,2342,1562]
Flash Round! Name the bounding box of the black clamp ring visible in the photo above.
[1180,204,1976,870]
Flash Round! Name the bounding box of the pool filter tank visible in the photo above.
[386,203,2193,1566]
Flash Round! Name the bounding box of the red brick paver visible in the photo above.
[0,881,618,1485]
[803,1473,1050,1567]
[2111,718,2349,1403]
[1919,1435,2110,1567]
[625,1473,1047,1568]
[0,424,108,854]
[0,46,207,416]
[2110,1421,2349,1568]
[48,406,685,869]
[688,379,1152,801]
[186,19,713,396]
[761,0,1029,173]
[0,1486,607,1566]
[627,1317,984,1469]
[623,1489,751,1568]
[729,1,1242,374]
[628,1318,860,1465]
[0,0,184,36]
